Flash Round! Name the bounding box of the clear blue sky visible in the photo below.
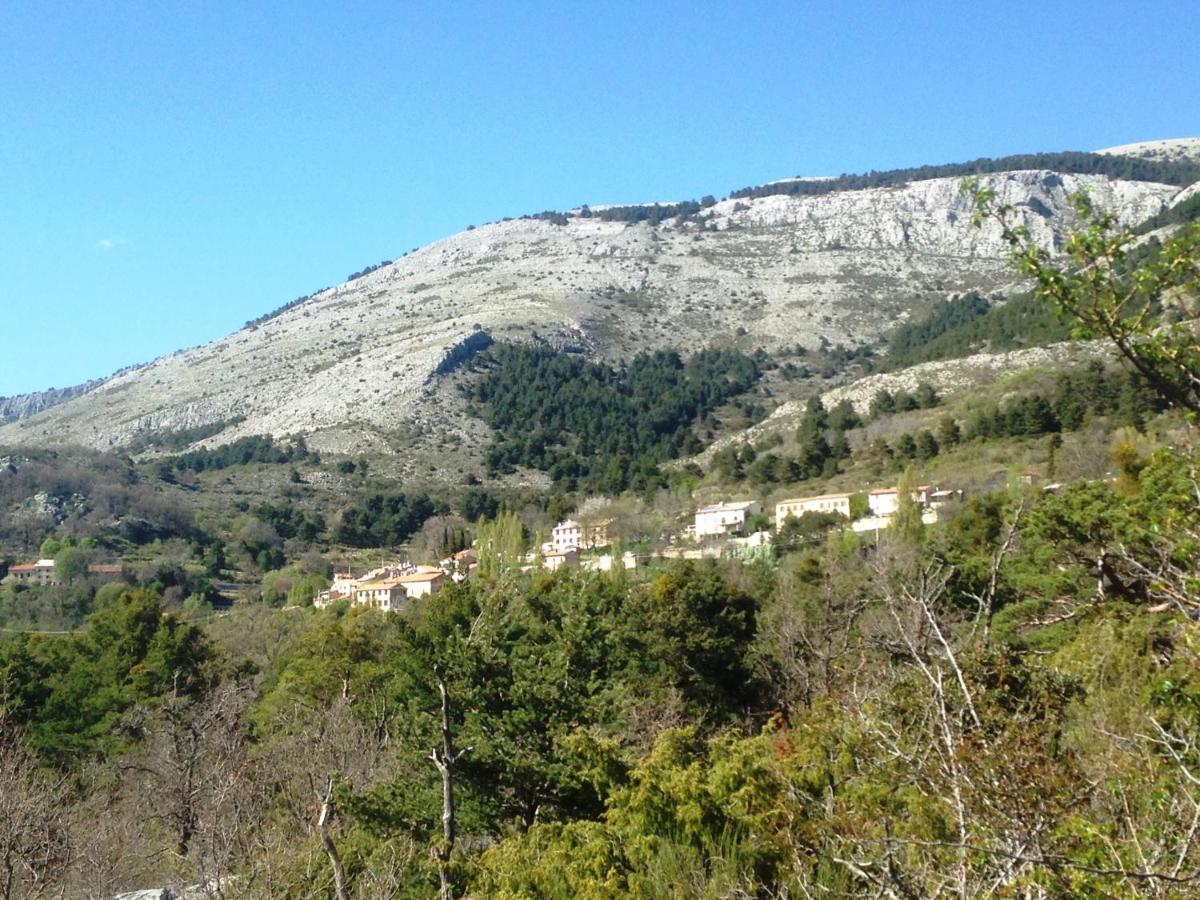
[2,0,1197,395]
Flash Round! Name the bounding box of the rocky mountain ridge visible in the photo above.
[2,144,1195,459]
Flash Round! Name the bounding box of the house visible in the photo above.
[927,489,964,508]
[86,563,124,582]
[440,548,478,582]
[775,492,852,529]
[586,551,638,573]
[543,548,580,571]
[694,501,761,538]
[551,518,612,551]
[396,568,446,598]
[3,559,57,586]
[551,519,582,552]
[353,579,408,612]
[313,560,445,610]
[867,485,933,518]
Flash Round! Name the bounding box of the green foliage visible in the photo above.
[467,343,760,493]
[970,183,1200,417]
[962,362,1166,441]
[635,563,759,720]
[124,417,246,454]
[168,434,314,473]
[474,510,527,577]
[775,511,844,551]
[869,383,940,418]
[884,292,1073,369]
[335,491,436,547]
[252,499,326,542]
[0,588,214,763]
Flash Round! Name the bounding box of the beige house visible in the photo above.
[867,485,933,517]
[775,493,852,529]
[353,580,408,612]
[396,568,446,598]
[543,548,580,571]
[694,501,761,538]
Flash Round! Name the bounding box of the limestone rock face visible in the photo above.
[0,169,1177,455]
[1,378,110,425]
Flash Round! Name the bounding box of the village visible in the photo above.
[2,480,963,614]
[302,480,962,613]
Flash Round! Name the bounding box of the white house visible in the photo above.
[551,518,611,552]
[775,492,852,529]
[694,500,761,538]
[551,519,583,552]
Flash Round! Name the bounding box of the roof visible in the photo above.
[778,492,851,504]
[397,571,445,584]
[869,485,933,495]
[355,579,406,590]
[87,564,123,574]
[553,519,580,530]
[696,500,758,515]
[9,564,36,572]
[544,548,578,558]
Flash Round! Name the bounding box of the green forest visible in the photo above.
[882,291,1074,370]
[464,343,761,494]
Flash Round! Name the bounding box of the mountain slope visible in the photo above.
[0,165,1180,457]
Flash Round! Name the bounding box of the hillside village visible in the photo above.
[250,479,965,615]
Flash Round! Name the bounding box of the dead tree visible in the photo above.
[428,665,469,900]
[317,777,349,900]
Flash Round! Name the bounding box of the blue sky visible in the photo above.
[2,0,1197,396]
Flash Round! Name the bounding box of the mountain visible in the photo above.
[2,142,1197,460]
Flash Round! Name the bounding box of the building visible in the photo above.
[867,485,933,518]
[396,568,446,598]
[3,559,57,586]
[440,548,478,583]
[551,520,582,552]
[86,563,124,583]
[694,501,761,538]
[543,548,580,571]
[353,580,408,612]
[551,518,612,552]
[775,492,852,529]
[928,489,963,508]
[313,561,446,610]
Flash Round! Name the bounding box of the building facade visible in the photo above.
[774,493,852,529]
[694,500,762,538]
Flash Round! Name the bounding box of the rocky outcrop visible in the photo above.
[0,169,1176,456]
[0,379,107,425]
